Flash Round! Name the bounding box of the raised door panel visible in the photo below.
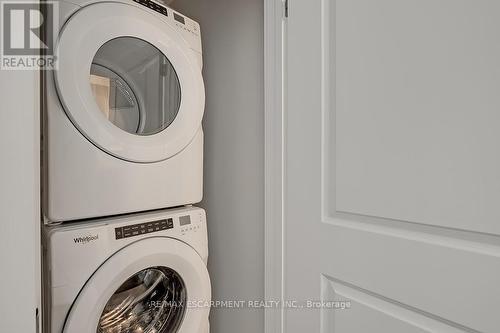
[334,0,500,235]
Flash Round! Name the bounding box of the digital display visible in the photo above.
[174,12,185,24]
[115,218,173,239]
[179,215,191,226]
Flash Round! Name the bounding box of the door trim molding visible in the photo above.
[264,0,285,332]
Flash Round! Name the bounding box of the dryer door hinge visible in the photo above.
[283,0,288,18]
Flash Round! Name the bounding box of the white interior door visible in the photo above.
[283,1,500,332]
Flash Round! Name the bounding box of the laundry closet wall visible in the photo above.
[172,1,265,332]
[0,70,40,331]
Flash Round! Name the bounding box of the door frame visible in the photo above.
[264,1,285,332]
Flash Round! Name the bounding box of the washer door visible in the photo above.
[55,2,204,163]
[63,237,211,333]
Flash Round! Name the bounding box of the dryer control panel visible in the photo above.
[132,0,168,16]
[130,0,202,56]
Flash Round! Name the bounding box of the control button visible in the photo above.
[115,228,123,239]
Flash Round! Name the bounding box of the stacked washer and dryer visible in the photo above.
[42,1,211,332]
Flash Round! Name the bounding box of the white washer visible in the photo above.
[43,206,211,333]
[43,0,205,222]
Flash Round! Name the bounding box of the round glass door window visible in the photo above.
[90,37,181,136]
[97,267,186,333]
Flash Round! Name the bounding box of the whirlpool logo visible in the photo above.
[73,234,99,245]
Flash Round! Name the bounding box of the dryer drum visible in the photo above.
[89,37,182,137]
[97,267,186,333]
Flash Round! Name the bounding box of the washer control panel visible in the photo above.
[179,214,203,234]
[115,218,174,239]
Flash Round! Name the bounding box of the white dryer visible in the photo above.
[43,206,211,333]
[43,0,205,222]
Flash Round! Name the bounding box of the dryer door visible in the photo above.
[54,2,204,163]
[63,237,211,333]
